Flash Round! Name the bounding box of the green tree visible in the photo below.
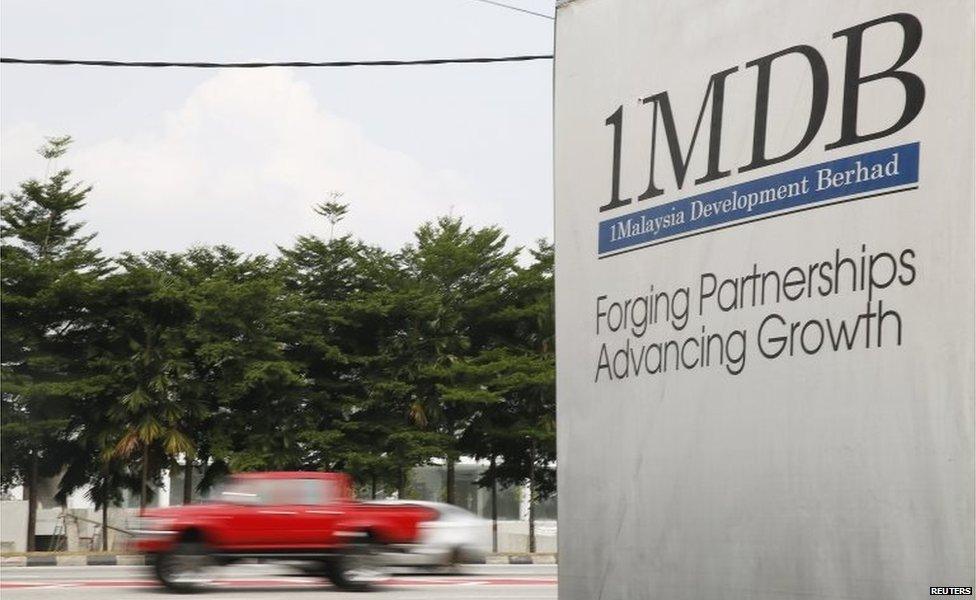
[50,280,142,548]
[176,247,303,485]
[101,257,197,509]
[97,247,303,498]
[467,240,555,551]
[352,282,452,498]
[398,216,520,504]
[314,192,348,241]
[278,225,389,476]
[1,136,110,549]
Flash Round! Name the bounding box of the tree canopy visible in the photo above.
[1,140,556,546]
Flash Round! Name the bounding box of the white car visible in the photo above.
[375,500,491,566]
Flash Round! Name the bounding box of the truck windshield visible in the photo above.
[212,479,268,504]
[212,478,336,505]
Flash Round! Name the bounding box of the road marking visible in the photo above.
[1,576,557,590]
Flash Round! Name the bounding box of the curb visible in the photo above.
[0,554,147,567]
[1,552,556,567]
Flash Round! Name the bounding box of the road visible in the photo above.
[1,563,557,600]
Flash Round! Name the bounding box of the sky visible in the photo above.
[0,0,554,257]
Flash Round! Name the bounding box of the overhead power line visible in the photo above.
[466,0,554,20]
[0,55,553,68]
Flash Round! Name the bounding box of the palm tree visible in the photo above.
[111,324,196,510]
[105,265,197,510]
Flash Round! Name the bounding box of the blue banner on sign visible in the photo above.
[597,142,920,256]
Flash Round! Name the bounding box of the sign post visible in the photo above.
[554,1,975,598]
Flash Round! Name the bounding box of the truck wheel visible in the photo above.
[326,538,389,592]
[154,540,214,593]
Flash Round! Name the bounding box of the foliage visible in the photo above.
[1,137,111,546]
[1,138,556,519]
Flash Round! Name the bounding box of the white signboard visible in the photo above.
[554,1,974,598]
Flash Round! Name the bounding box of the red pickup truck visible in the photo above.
[133,471,435,592]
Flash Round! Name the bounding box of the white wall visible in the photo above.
[0,501,28,552]
[495,519,558,554]
[0,501,140,553]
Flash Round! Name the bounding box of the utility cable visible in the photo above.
[0,55,553,68]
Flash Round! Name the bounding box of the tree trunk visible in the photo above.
[370,473,377,500]
[528,446,536,554]
[101,499,108,552]
[445,457,455,505]
[140,445,148,511]
[396,468,405,499]
[490,454,498,553]
[527,487,536,553]
[26,450,38,551]
[182,458,193,505]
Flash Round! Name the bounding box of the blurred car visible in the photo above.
[373,500,491,567]
[132,472,437,592]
